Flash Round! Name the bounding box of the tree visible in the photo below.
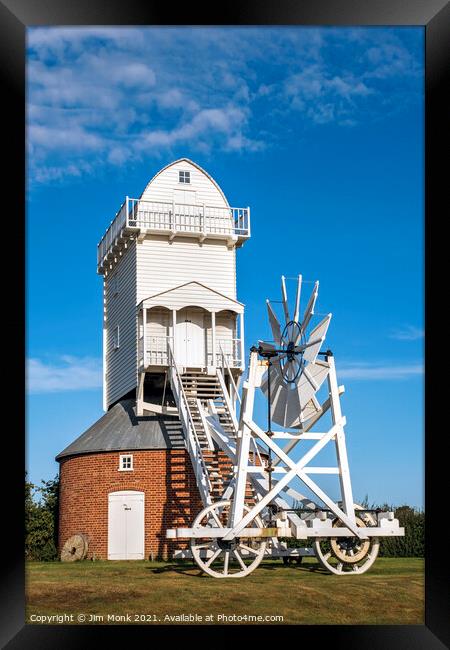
[25,473,60,561]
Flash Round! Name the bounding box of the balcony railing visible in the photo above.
[139,335,243,369]
[98,197,250,268]
[207,338,242,369]
[142,335,173,367]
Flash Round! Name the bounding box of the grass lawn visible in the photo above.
[26,557,424,625]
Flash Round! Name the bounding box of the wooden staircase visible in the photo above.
[181,370,257,506]
[170,360,304,541]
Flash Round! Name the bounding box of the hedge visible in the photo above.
[284,499,424,558]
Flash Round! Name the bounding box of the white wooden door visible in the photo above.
[175,309,205,367]
[108,491,145,560]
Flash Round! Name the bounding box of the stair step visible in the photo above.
[182,381,220,385]
[182,381,220,386]
[181,377,220,387]
[183,380,220,383]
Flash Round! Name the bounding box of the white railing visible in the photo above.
[168,344,212,506]
[97,199,128,265]
[205,368,263,488]
[145,335,173,366]
[98,197,250,266]
[219,343,241,405]
[208,338,242,369]
[141,335,242,369]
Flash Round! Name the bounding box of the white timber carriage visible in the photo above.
[98,158,403,578]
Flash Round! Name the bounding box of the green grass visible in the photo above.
[26,557,424,625]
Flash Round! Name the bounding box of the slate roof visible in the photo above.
[55,400,185,461]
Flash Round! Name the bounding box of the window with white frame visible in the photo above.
[113,324,120,349]
[119,454,133,471]
[179,170,190,184]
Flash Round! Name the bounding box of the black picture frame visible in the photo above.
[2,1,447,647]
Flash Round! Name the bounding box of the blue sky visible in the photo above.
[26,27,424,508]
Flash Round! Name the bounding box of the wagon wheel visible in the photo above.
[190,500,267,578]
[313,510,379,575]
[60,533,88,562]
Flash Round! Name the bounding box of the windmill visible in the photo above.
[167,274,404,577]
[260,275,332,429]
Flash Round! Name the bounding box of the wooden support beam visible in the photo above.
[136,372,145,416]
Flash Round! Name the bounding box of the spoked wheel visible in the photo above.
[313,511,379,575]
[190,500,267,578]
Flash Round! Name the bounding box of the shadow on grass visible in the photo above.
[147,559,327,578]
[148,563,204,577]
[260,560,328,574]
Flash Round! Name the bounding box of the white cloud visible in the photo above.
[137,106,263,153]
[338,361,423,380]
[26,26,422,184]
[284,65,373,125]
[27,356,102,393]
[364,43,419,79]
[389,325,424,341]
[29,124,104,152]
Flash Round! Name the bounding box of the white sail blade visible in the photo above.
[271,376,287,420]
[303,313,332,364]
[293,274,302,323]
[260,369,288,427]
[300,281,319,335]
[283,361,293,383]
[266,300,282,345]
[301,398,321,423]
[271,382,289,427]
[294,396,322,429]
[281,275,290,324]
[284,386,302,428]
[266,365,328,429]
[297,361,330,411]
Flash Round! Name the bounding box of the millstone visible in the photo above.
[60,533,88,562]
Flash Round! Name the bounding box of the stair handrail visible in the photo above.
[219,343,241,405]
[167,344,212,503]
[196,399,215,450]
[216,365,264,471]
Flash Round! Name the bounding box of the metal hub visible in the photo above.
[280,320,304,383]
[190,501,267,578]
[329,515,372,564]
[217,537,240,552]
[337,537,359,552]
[286,340,296,360]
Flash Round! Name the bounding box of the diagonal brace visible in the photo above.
[221,416,361,540]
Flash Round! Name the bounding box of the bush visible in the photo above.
[25,473,60,561]
[357,496,424,557]
[378,505,424,557]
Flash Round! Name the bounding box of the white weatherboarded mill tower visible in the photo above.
[98,158,250,413]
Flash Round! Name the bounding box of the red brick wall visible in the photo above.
[58,449,206,560]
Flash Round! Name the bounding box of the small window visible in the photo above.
[179,170,190,184]
[119,454,133,471]
[113,325,120,350]
[111,274,119,296]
